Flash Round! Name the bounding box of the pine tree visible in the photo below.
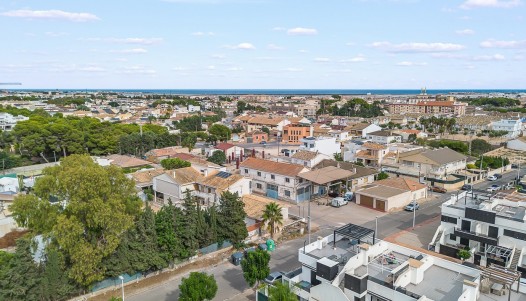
[155,201,181,264]
[181,190,199,257]
[218,192,248,247]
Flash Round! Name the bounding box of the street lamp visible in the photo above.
[118,275,124,300]
[412,185,416,229]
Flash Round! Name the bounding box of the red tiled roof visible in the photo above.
[215,142,236,151]
[375,177,426,191]
[240,157,305,177]
[363,142,387,150]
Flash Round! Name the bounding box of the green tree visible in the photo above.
[218,192,248,247]
[11,155,142,286]
[155,201,184,264]
[333,152,343,161]
[39,248,78,301]
[0,237,42,301]
[241,249,270,287]
[207,150,227,165]
[181,191,199,258]
[377,172,389,180]
[261,127,270,135]
[160,158,191,170]
[208,124,231,141]
[268,282,297,301]
[458,249,471,261]
[182,133,197,151]
[471,139,492,156]
[262,202,284,239]
[179,272,218,301]
[407,133,417,143]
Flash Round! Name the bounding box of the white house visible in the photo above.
[491,118,522,138]
[152,167,203,205]
[194,171,251,207]
[347,123,382,138]
[290,150,332,168]
[0,112,29,131]
[328,130,350,142]
[188,104,201,112]
[239,157,310,203]
[366,130,402,144]
[355,177,427,211]
[298,136,341,157]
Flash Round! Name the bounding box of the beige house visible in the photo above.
[355,177,427,212]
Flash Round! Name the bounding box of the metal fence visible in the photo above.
[91,273,142,292]
[199,240,232,255]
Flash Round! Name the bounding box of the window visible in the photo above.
[285,190,291,197]
[257,171,261,177]
[285,177,290,183]
[271,174,275,180]
[256,183,262,189]
[244,169,248,174]
[299,178,303,183]
[449,234,457,241]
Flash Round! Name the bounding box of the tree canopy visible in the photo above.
[268,282,297,301]
[208,124,231,142]
[11,155,142,285]
[218,192,248,247]
[207,150,226,165]
[179,272,218,301]
[331,99,383,118]
[241,249,270,287]
[160,158,191,170]
[262,202,283,239]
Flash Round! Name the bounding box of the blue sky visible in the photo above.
[0,0,525,89]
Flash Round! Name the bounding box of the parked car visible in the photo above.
[431,186,447,193]
[512,163,519,169]
[404,202,420,211]
[343,191,354,201]
[331,197,348,208]
[264,272,283,284]
[328,191,340,197]
[461,184,473,191]
[259,141,267,145]
[494,174,503,179]
[487,175,498,181]
[486,184,501,192]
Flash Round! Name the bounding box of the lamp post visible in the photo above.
[118,275,124,300]
[412,185,416,229]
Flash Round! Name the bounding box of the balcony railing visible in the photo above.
[454,228,498,245]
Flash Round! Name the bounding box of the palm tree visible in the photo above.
[262,202,284,238]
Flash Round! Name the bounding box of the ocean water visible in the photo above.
[7,88,526,95]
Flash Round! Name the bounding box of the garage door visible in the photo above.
[376,200,386,212]
[360,195,374,208]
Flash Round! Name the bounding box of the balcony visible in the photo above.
[454,228,498,246]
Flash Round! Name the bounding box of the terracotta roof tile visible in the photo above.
[215,142,236,151]
[291,150,318,161]
[375,177,426,191]
[363,142,387,150]
[106,154,152,168]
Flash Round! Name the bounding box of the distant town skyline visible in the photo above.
[1,0,525,89]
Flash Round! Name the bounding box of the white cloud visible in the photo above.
[111,48,148,54]
[45,32,68,37]
[282,68,303,72]
[456,29,475,35]
[287,27,318,36]
[207,65,216,70]
[314,57,330,62]
[191,31,215,36]
[0,9,100,22]
[224,42,256,50]
[267,44,284,50]
[396,61,428,66]
[340,55,366,63]
[471,54,505,61]
[460,0,521,9]
[480,39,526,48]
[370,41,465,52]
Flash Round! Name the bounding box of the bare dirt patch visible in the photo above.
[0,230,29,249]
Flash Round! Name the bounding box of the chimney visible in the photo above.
[240,150,244,161]
[252,148,256,157]
[236,158,240,169]
[262,151,265,159]
[173,171,176,178]
[203,169,208,177]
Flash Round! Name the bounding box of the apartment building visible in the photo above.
[282,124,313,144]
[491,119,522,138]
[388,100,467,116]
[0,112,29,131]
[240,157,310,203]
[366,130,402,145]
[259,222,522,301]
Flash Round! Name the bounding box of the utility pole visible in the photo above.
[412,185,416,229]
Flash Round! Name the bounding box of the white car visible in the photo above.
[487,184,501,192]
[487,175,498,181]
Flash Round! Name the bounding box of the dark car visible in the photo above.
[512,164,519,169]
[328,191,340,197]
[431,186,447,193]
[259,141,267,145]
[462,184,473,191]
[494,173,503,179]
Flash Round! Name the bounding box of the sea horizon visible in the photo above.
[4,88,526,96]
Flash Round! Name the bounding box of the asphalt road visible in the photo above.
[127,168,526,301]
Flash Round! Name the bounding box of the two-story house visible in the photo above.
[491,118,522,138]
[240,157,310,203]
[366,130,402,144]
[290,150,331,169]
[152,167,203,206]
[298,136,341,157]
[355,142,389,167]
[194,171,251,207]
[395,147,467,180]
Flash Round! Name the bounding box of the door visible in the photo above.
[376,200,386,211]
[266,184,278,199]
[360,195,374,207]
[461,220,471,232]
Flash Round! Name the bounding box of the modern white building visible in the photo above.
[431,191,526,279]
[491,119,522,138]
[0,112,29,131]
[366,130,402,145]
[188,104,201,112]
[259,222,525,301]
[299,136,341,157]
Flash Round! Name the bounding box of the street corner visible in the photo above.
[384,214,441,249]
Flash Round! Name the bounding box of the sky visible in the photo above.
[0,0,525,89]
